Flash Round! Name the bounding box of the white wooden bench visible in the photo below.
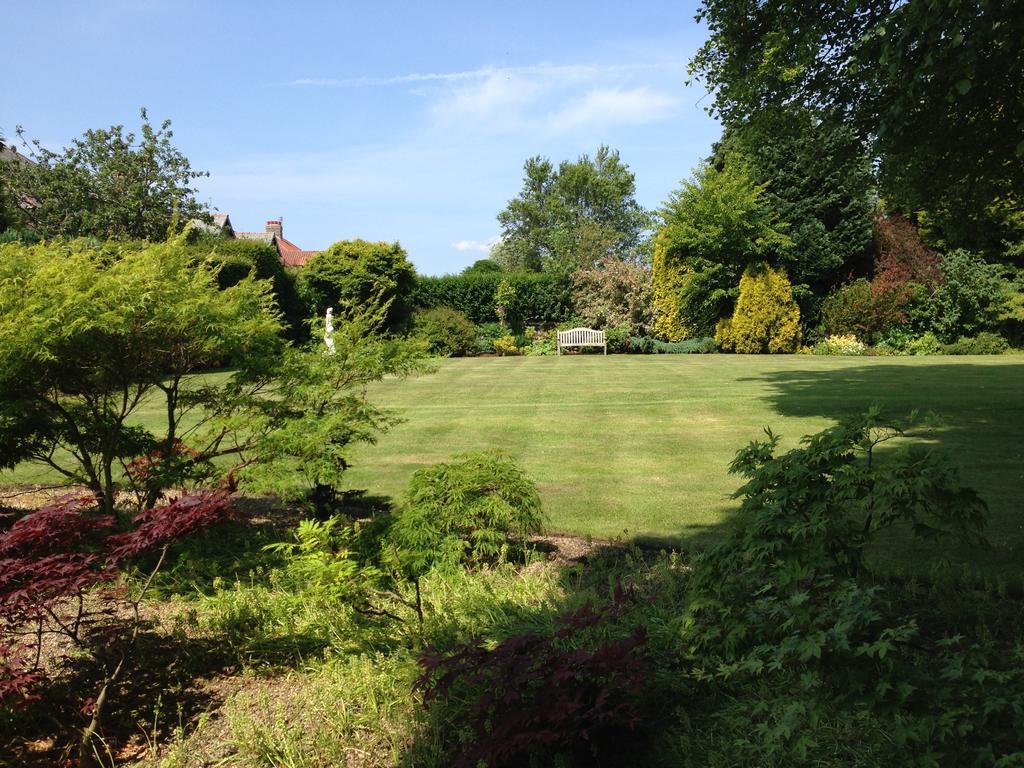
[557,327,607,355]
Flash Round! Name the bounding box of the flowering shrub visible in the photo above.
[812,334,866,355]
[473,322,505,353]
[571,255,653,337]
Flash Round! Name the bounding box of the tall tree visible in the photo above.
[654,161,791,338]
[718,108,876,319]
[690,0,1024,257]
[0,109,209,241]
[497,146,652,272]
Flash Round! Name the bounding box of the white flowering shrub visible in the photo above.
[812,334,866,356]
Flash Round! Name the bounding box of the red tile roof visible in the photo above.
[223,216,320,267]
[281,249,319,267]
[276,236,319,267]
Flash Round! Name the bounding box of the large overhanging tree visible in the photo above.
[714,107,876,315]
[690,0,1024,257]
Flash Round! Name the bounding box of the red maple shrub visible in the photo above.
[823,215,945,342]
[124,439,204,504]
[873,213,944,290]
[0,645,38,705]
[0,491,237,762]
[417,586,650,768]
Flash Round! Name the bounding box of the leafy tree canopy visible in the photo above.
[496,146,652,272]
[299,239,417,334]
[690,0,1024,256]
[718,107,876,307]
[0,236,283,512]
[461,258,503,276]
[0,109,209,241]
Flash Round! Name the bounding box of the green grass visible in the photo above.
[343,355,1024,570]
[4,355,1023,571]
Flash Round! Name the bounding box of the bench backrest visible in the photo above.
[557,327,605,345]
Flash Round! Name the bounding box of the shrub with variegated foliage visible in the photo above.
[571,254,653,336]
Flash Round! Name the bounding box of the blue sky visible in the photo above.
[3,1,720,274]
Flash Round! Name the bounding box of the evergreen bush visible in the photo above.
[414,308,478,357]
[299,240,416,334]
[715,262,800,353]
[943,331,1009,355]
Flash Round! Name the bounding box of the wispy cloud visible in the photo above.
[211,55,713,274]
[451,236,500,253]
[281,62,681,89]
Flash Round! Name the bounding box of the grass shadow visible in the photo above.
[739,359,1024,576]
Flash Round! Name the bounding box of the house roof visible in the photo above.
[275,235,319,267]
[280,249,319,267]
[0,144,33,166]
[235,231,275,244]
[222,217,320,267]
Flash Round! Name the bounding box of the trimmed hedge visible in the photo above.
[412,272,572,325]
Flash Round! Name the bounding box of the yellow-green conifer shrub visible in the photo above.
[716,262,801,353]
[651,232,690,341]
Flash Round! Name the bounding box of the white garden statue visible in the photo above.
[324,307,336,354]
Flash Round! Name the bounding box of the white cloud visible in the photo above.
[421,65,681,135]
[545,87,678,132]
[432,71,543,124]
[285,70,490,88]
[452,236,500,253]
[210,55,715,273]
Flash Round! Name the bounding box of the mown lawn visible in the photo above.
[344,354,1024,573]
[4,355,1022,573]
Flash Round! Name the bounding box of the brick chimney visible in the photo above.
[265,219,283,239]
